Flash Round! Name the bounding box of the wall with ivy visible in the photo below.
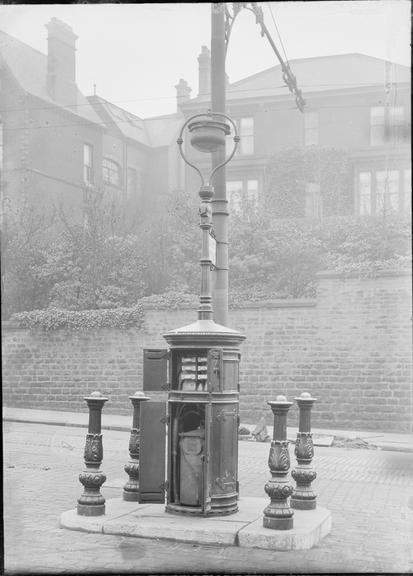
[2,271,412,432]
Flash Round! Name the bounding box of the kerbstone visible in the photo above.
[60,497,331,550]
[237,507,332,550]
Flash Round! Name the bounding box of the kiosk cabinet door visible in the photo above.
[139,401,167,503]
[207,348,223,392]
[202,403,212,514]
[143,349,169,391]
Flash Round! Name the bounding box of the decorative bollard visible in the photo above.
[263,395,294,530]
[123,390,150,501]
[77,391,108,516]
[291,392,317,510]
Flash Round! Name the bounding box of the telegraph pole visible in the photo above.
[209,2,305,327]
[211,2,228,326]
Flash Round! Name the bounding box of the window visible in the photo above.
[403,169,411,215]
[102,158,121,187]
[359,172,371,215]
[83,144,93,185]
[0,119,3,189]
[246,179,258,207]
[370,107,385,145]
[227,181,243,215]
[127,167,137,196]
[357,169,408,216]
[227,179,258,216]
[304,111,319,146]
[388,106,405,142]
[370,106,407,145]
[305,183,322,219]
[375,171,399,214]
[240,117,254,155]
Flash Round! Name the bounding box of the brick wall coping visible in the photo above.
[142,299,317,311]
[316,269,412,279]
[1,298,317,330]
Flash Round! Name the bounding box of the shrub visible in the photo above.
[10,304,145,331]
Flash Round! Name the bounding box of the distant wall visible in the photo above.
[2,271,412,433]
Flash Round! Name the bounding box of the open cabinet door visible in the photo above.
[202,403,212,514]
[143,349,169,391]
[139,401,166,503]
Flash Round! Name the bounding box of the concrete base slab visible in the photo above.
[60,497,331,550]
[238,507,332,551]
[60,499,148,533]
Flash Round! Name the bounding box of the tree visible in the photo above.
[1,196,55,318]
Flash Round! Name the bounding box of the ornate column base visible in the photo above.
[263,477,294,530]
[291,465,317,510]
[291,431,317,510]
[263,437,294,531]
[77,469,107,516]
[123,460,140,502]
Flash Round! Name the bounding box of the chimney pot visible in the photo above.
[45,18,77,104]
[175,79,192,111]
[198,45,211,96]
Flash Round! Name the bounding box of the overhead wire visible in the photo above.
[266,2,289,66]
[0,80,400,115]
[2,97,404,133]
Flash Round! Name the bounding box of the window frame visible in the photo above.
[127,166,138,196]
[102,157,122,188]
[83,143,94,185]
[227,178,259,216]
[239,117,254,155]
[370,105,407,145]
[304,111,319,146]
[305,182,322,219]
[357,168,408,216]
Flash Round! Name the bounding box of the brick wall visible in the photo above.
[2,272,412,433]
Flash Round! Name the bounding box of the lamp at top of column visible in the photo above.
[177,111,239,323]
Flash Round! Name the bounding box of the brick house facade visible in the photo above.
[181,49,411,220]
[1,21,410,224]
[0,19,183,226]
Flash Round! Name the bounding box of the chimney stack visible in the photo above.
[175,79,191,111]
[198,45,211,96]
[46,18,78,105]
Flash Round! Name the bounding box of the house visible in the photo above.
[1,19,410,226]
[0,18,183,229]
[87,95,183,227]
[0,19,104,221]
[180,48,411,219]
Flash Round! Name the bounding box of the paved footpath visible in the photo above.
[3,421,413,574]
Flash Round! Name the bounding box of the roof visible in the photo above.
[0,29,104,126]
[143,112,184,147]
[87,95,150,145]
[88,96,183,148]
[192,53,411,104]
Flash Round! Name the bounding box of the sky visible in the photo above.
[0,1,410,119]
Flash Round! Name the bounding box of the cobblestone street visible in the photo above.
[4,421,413,574]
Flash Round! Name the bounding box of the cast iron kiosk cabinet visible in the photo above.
[141,319,245,516]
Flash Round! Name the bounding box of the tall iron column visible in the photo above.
[211,2,228,326]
